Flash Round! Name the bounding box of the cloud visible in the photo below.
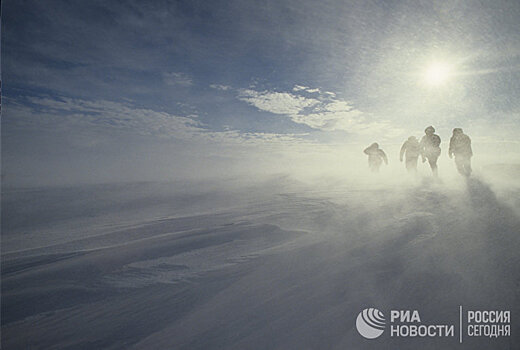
[236,86,403,138]
[8,87,405,148]
[14,96,203,139]
[162,72,193,87]
[238,89,320,115]
[5,96,311,147]
[292,85,320,94]
[210,84,232,91]
[292,85,309,92]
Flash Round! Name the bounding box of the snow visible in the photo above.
[2,171,519,349]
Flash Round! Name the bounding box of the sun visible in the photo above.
[423,62,453,86]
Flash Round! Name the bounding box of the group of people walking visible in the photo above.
[364,126,473,177]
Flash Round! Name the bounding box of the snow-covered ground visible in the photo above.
[2,171,519,349]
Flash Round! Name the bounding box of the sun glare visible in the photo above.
[423,62,452,86]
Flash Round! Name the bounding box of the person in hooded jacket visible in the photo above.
[449,128,473,177]
[420,126,441,176]
[364,142,388,173]
[400,136,420,173]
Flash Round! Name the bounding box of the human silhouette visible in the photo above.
[449,128,472,177]
[364,142,388,173]
[400,136,420,173]
[420,126,441,176]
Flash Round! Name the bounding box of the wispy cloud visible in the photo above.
[237,85,403,138]
[292,85,309,92]
[10,96,202,138]
[292,85,320,94]
[210,84,232,91]
[6,96,311,147]
[162,72,193,87]
[238,89,320,115]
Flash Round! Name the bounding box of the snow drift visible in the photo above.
[2,171,519,349]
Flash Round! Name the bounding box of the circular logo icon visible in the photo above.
[356,308,386,339]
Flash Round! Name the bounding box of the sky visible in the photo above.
[2,0,520,186]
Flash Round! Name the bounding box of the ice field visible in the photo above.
[2,171,519,349]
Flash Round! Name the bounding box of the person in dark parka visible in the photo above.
[364,142,388,173]
[400,136,420,173]
[420,126,441,176]
[449,128,473,177]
